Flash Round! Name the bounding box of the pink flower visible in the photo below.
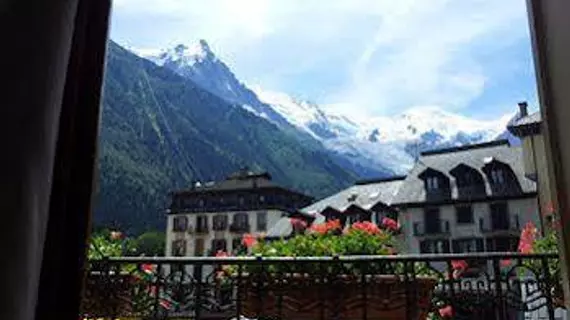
[500,259,512,268]
[451,260,468,271]
[242,233,257,248]
[290,217,308,231]
[215,250,229,257]
[439,305,454,318]
[381,217,400,231]
[518,222,537,254]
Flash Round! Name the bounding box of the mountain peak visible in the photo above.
[155,40,215,65]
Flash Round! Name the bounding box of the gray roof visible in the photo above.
[300,177,405,216]
[392,141,536,204]
[511,111,541,127]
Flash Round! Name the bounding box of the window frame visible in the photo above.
[256,211,267,231]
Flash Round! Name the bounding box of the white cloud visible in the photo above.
[110,0,533,118]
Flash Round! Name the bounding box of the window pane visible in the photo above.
[456,206,473,224]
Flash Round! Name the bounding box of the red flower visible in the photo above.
[290,217,308,231]
[326,219,341,230]
[381,217,400,232]
[451,260,468,278]
[500,259,512,268]
[310,219,341,235]
[351,221,381,235]
[439,305,454,318]
[242,233,257,248]
[110,231,124,240]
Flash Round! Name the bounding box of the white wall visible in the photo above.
[401,197,539,253]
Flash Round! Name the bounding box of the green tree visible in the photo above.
[136,231,166,256]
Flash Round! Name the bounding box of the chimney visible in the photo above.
[518,101,528,117]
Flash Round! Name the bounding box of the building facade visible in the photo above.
[299,140,540,256]
[165,169,313,257]
[393,140,539,254]
[508,102,555,229]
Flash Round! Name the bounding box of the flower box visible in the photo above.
[236,273,437,320]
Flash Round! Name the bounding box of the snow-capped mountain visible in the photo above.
[146,40,290,127]
[141,40,518,176]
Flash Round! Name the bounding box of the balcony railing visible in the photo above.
[80,253,564,320]
[479,215,520,234]
[413,220,450,236]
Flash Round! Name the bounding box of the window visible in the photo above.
[234,213,248,226]
[259,195,265,203]
[171,239,186,256]
[211,239,227,254]
[213,214,228,231]
[456,205,473,224]
[419,239,449,254]
[232,238,245,254]
[256,211,267,231]
[426,176,439,191]
[194,238,205,256]
[196,215,208,232]
[172,216,188,232]
[491,169,505,184]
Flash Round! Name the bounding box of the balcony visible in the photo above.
[81,253,563,320]
[413,220,450,236]
[195,225,209,234]
[479,215,520,235]
[229,222,250,233]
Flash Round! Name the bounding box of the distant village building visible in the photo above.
[295,139,541,255]
[265,176,405,239]
[393,139,538,254]
[165,168,313,257]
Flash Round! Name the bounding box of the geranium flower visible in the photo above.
[310,219,341,235]
[290,217,308,231]
[518,222,537,253]
[500,259,512,268]
[242,233,257,248]
[215,250,229,257]
[381,217,400,232]
[439,305,454,318]
[351,221,381,235]
[326,219,341,230]
[451,260,468,278]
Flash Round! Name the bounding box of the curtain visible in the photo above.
[0,0,111,319]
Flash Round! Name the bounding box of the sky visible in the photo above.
[110,0,538,120]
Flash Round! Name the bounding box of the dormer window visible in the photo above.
[491,169,505,185]
[426,176,439,191]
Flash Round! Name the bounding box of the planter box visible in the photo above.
[81,272,134,316]
[235,274,437,320]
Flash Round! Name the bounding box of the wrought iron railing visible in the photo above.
[80,253,565,320]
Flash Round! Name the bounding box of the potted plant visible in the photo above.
[218,218,438,320]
